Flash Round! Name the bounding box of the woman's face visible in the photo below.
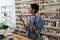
[28,5,33,14]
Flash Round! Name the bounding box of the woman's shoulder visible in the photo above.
[36,16,42,19]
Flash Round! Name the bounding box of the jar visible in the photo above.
[56,21,60,27]
[48,22,55,27]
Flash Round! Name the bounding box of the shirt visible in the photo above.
[25,16,44,36]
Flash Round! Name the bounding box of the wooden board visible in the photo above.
[13,34,31,40]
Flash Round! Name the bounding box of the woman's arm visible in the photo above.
[20,17,27,30]
[28,20,37,32]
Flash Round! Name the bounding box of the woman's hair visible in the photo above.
[30,3,39,14]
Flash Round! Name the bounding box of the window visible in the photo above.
[0,0,15,27]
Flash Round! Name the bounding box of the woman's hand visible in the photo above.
[20,17,24,23]
[25,18,29,23]
[26,19,37,32]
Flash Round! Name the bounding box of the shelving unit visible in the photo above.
[15,0,60,40]
[39,0,60,40]
[41,32,60,38]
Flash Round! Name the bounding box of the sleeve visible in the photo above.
[25,23,30,31]
[36,17,44,34]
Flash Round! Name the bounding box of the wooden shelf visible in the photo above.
[16,18,20,19]
[42,19,60,21]
[15,9,21,11]
[15,1,31,2]
[41,32,60,37]
[16,21,22,23]
[14,31,60,38]
[16,29,25,33]
[40,11,60,13]
[44,25,60,30]
[15,0,37,3]
[16,14,31,16]
[40,2,60,6]
[15,5,29,7]
[16,25,23,27]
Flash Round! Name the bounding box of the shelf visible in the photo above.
[16,14,31,15]
[16,22,22,25]
[42,19,60,21]
[41,32,60,37]
[16,21,22,23]
[14,31,60,38]
[15,9,21,11]
[16,17,20,20]
[40,2,60,6]
[40,10,60,13]
[15,0,32,2]
[15,5,29,7]
[16,28,25,32]
[15,0,37,3]
[16,14,22,15]
[44,25,60,30]
[16,25,23,27]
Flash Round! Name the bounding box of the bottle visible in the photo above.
[43,36,49,40]
[56,21,59,27]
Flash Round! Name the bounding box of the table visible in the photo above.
[13,34,31,40]
[0,30,31,40]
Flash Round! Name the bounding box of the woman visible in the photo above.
[20,3,44,40]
